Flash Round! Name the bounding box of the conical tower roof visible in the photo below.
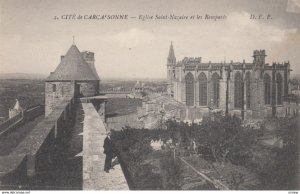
[47,45,99,81]
[88,62,100,80]
[13,99,23,111]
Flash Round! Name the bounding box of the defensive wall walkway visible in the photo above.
[0,95,130,190]
[0,96,75,189]
[82,103,128,190]
[0,105,44,137]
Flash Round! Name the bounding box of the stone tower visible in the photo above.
[45,44,100,116]
[81,51,100,81]
[167,42,176,96]
[253,50,266,67]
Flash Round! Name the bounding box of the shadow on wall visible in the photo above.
[0,97,80,190]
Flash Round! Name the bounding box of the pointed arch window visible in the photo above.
[211,73,220,107]
[185,72,194,106]
[264,73,271,105]
[276,73,283,105]
[199,73,207,106]
[234,72,243,109]
[245,72,251,108]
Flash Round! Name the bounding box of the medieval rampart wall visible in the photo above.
[0,96,75,188]
[0,105,44,136]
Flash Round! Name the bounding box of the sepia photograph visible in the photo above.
[0,0,299,191]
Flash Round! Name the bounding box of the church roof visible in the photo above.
[168,42,176,59]
[47,45,99,81]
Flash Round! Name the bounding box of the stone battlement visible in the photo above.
[253,49,266,56]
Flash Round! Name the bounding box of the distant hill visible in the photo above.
[0,73,48,80]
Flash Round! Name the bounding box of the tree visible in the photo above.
[111,114,261,189]
[111,127,181,189]
[197,113,256,164]
[259,117,299,189]
[160,152,184,190]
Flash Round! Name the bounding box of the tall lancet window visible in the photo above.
[199,73,207,106]
[276,73,283,105]
[234,72,243,109]
[264,73,271,105]
[245,72,251,108]
[211,73,220,107]
[185,72,194,106]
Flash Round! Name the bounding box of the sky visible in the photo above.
[0,0,300,79]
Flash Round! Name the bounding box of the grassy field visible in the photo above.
[0,79,45,119]
[106,98,142,117]
[100,79,167,93]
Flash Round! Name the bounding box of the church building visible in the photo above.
[167,42,292,119]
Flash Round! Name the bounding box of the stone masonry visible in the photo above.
[82,103,128,190]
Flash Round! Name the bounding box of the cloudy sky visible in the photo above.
[0,0,299,79]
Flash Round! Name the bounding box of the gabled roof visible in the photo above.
[47,45,99,81]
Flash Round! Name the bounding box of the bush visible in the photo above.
[258,117,299,189]
[111,114,299,190]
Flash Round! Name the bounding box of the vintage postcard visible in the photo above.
[0,0,299,191]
